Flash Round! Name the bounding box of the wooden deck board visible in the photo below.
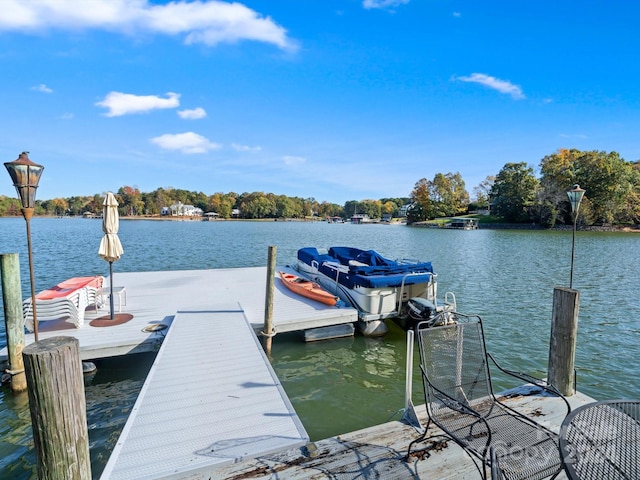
[199,389,595,479]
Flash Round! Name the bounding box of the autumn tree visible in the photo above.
[208,192,235,218]
[50,197,70,216]
[117,186,144,216]
[430,172,469,217]
[408,178,431,223]
[379,197,408,217]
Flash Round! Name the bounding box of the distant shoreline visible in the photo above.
[2,215,639,232]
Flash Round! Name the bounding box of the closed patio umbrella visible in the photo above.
[98,192,124,321]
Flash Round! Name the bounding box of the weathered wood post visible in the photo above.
[1,253,28,393]
[263,245,277,355]
[22,337,91,479]
[548,287,580,396]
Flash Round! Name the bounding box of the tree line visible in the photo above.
[0,149,638,226]
[407,149,640,227]
[0,184,409,221]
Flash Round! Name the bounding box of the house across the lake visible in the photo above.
[161,202,203,217]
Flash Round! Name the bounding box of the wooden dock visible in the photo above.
[188,387,595,479]
[0,266,357,362]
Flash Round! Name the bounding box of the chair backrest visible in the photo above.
[416,313,494,419]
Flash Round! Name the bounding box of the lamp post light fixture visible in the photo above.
[567,184,586,289]
[4,152,44,341]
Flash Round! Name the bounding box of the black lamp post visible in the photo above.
[4,152,44,341]
[567,184,586,289]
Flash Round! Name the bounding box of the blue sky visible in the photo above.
[1,0,638,205]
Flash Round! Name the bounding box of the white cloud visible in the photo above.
[363,0,409,10]
[453,12,461,18]
[457,73,525,99]
[60,113,74,120]
[177,107,207,120]
[232,143,261,152]
[283,155,306,166]
[31,83,53,93]
[96,91,180,117]
[150,132,221,154]
[0,0,297,51]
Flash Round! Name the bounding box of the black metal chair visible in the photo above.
[407,312,571,480]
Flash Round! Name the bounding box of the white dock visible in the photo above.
[100,309,309,480]
[0,266,357,362]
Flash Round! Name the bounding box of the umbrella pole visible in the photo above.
[109,261,114,320]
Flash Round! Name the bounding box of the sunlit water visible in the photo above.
[0,218,638,478]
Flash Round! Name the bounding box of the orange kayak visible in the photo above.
[279,271,338,306]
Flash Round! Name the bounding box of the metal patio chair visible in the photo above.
[407,312,571,480]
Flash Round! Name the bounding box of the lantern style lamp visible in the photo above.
[567,184,585,289]
[5,152,44,341]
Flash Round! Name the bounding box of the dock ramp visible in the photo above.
[100,308,308,480]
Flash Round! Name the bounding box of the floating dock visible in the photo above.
[0,266,357,362]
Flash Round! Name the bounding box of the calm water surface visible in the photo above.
[0,218,638,478]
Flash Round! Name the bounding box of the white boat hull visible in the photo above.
[295,260,437,321]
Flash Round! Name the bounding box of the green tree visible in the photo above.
[239,192,276,219]
[141,192,159,215]
[343,200,360,218]
[148,188,173,214]
[316,201,343,218]
[275,195,302,218]
[490,162,539,223]
[539,149,640,225]
[360,200,382,219]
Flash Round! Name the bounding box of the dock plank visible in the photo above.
[100,309,309,480]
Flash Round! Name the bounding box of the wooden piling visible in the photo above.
[263,245,277,354]
[0,253,27,393]
[23,337,91,479]
[548,287,580,396]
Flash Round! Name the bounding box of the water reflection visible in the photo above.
[270,325,409,441]
[0,390,34,479]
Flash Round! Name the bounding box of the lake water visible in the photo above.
[0,218,638,478]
